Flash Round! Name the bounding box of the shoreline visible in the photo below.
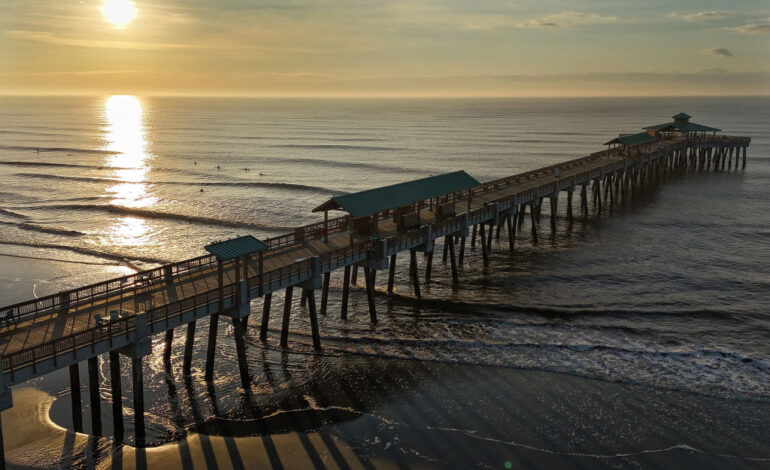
[6,357,770,469]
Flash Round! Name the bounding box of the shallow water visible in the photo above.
[2,96,769,464]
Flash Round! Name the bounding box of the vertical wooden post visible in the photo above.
[458,236,467,266]
[131,356,145,447]
[567,189,574,222]
[549,196,557,232]
[258,252,264,297]
[479,223,489,265]
[259,293,272,342]
[231,317,251,390]
[447,236,458,282]
[109,351,123,441]
[470,224,477,247]
[306,289,322,348]
[387,254,397,294]
[364,268,377,323]
[529,201,538,244]
[323,210,329,242]
[163,329,173,363]
[442,240,449,263]
[742,146,747,169]
[425,251,434,283]
[300,289,307,308]
[409,249,421,297]
[88,356,102,435]
[281,286,294,347]
[486,221,493,249]
[205,313,219,382]
[351,266,358,285]
[183,321,195,374]
[507,213,515,253]
[320,272,330,315]
[341,266,351,320]
[69,363,83,432]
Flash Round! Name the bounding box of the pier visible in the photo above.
[0,114,751,467]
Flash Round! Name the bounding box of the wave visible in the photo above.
[0,161,114,170]
[0,240,168,265]
[33,203,291,230]
[0,252,118,266]
[0,145,119,155]
[18,223,85,237]
[0,208,29,219]
[255,156,427,174]
[270,144,407,151]
[13,172,335,193]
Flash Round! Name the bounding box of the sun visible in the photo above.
[101,0,137,27]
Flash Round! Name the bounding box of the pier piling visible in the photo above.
[109,351,123,441]
[69,363,83,432]
[281,286,294,347]
[88,356,101,435]
[259,293,272,342]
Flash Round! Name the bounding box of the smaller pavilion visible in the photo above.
[604,132,659,155]
[643,112,721,138]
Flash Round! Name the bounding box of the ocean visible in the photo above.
[1,96,769,467]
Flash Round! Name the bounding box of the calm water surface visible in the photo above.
[0,96,768,465]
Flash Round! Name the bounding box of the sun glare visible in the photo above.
[101,0,137,27]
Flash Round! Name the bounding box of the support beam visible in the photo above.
[549,196,557,233]
[486,221,494,250]
[204,314,219,381]
[231,317,251,390]
[409,249,421,297]
[69,363,83,433]
[351,266,358,286]
[88,356,102,435]
[281,286,294,347]
[320,272,330,315]
[300,289,307,308]
[363,268,378,323]
[458,236,467,266]
[387,254,397,294]
[109,351,123,441]
[529,201,538,244]
[507,212,516,253]
[306,288,322,348]
[131,357,145,447]
[447,236,458,282]
[341,266,351,320]
[425,251,434,283]
[259,293,272,342]
[183,321,195,375]
[567,189,573,221]
[470,224,477,247]
[163,329,173,363]
[442,240,448,263]
[479,222,489,265]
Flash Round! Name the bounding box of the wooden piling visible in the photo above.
[479,222,489,265]
[486,221,493,250]
[259,293,272,342]
[458,236,467,266]
[409,249,421,297]
[300,289,307,308]
[69,363,83,432]
[341,266,351,320]
[507,212,515,253]
[306,288,323,347]
[447,236,458,282]
[163,329,173,363]
[109,351,123,441]
[364,268,378,323]
[470,224,477,247]
[549,196,557,232]
[183,321,195,374]
[387,254,397,294]
[131,356,145,446]
[351,266,358,285]
[204,313,219,381]
[231,317,251,390]
[88,356,102,435]
[529,201,538,244]
[425,250,434,283]
[281,286,294,347]
[567,189,573,222]
[320,272,330,315]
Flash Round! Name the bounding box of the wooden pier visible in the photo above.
[0,114,751,467]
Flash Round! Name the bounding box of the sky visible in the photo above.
[1,0,769,96]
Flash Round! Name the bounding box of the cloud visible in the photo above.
[725,23,770,34]
[668,11,731,22]
[516,11,616,29]
[706,47,733,57]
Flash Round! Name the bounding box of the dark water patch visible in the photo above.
[18,223,85,237]
[31,203,292,230]
[0,145,120,155]
[194,407,362,437]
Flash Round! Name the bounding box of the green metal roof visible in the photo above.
[604,132,657,147]
[204,235,268,260]
[313,170,481,218]
[643,121,721,133]
[673,112,692,120]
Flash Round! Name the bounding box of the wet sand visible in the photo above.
[4,356,770,469]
